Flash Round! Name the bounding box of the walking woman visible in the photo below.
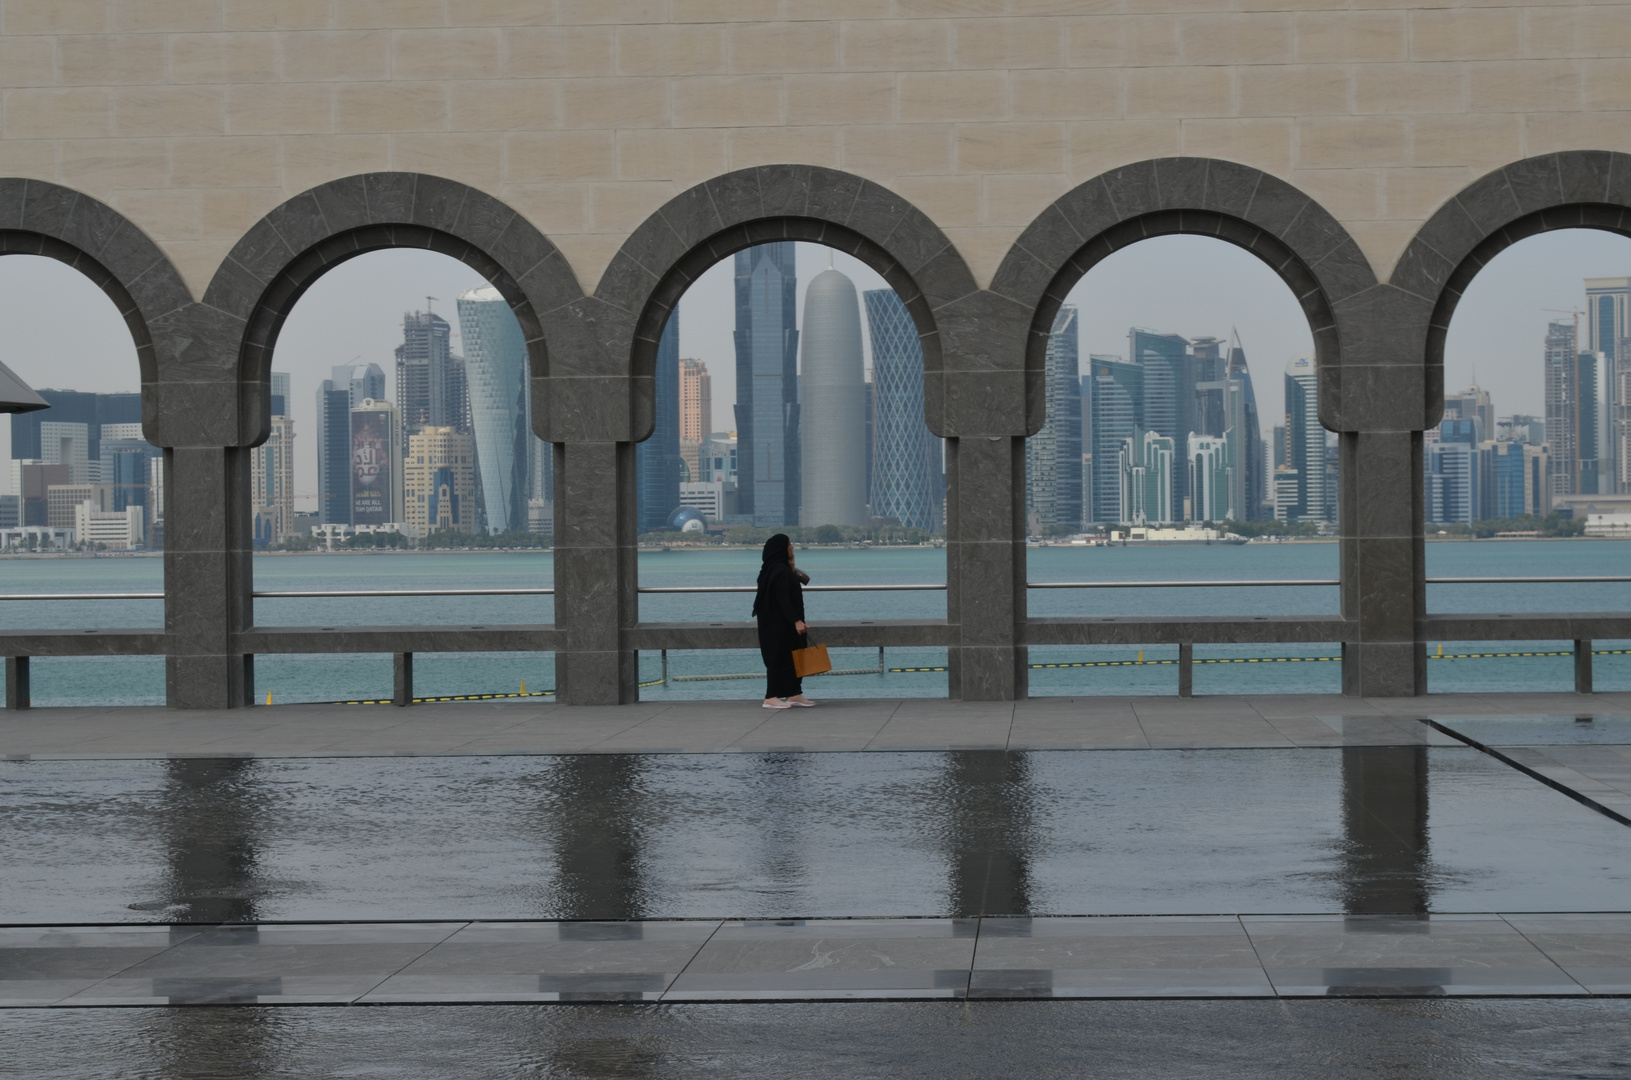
[753,533,816,709]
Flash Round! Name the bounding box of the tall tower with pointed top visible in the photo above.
[800,265,868,527]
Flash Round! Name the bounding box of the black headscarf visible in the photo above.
[752,533,792,617]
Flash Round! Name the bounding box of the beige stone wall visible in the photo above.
[2,1,1628,297]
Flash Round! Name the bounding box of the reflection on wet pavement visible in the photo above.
[3,746,1628,924]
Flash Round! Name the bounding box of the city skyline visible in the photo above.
[8,231,1631,521]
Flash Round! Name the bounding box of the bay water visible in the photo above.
[1,540,1626,706]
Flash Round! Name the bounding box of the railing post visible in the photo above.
[5,656,29,710]
[393,652,414,706]
[1178,641,1193,698]
[661,648,668,686]
[1574,639,1593,695]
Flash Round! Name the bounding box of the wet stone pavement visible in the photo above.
[2,700,1630,1075]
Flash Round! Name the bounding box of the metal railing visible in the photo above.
[5,575,1631,603]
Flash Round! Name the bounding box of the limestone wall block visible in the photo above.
[785,73,896,126]
[1236,65,1350,118]
[557,0,669,26]
[450,0,559,27]
[1299,116,1411,169]
[1381,167,1471,221]
[60,136,169,190]
[334,82,446,133]
[1180,12,1295,65]
[1125,67,1232,120]
[1407,114,1521,171]
[1290,168,1384,223]
[226,84,334,135]
[1010,69,1121,122]
[0,139,56,178]
[952,17,1067,70]
[726,125,841,170]
[1295,11,1407,64]
[281,30,391,81]
[588,180,675,235]
[1068,16,1179,68]
[618,24,726,77]
[114,86,227,138]
[170,33,280,83]
[673,75,784,128]
[2,0,110,36]
[726,21,841,74]
[957,122,1066,175]
[223,0,331,31]
[1409,7,1522,62]
[615,128,729,183]
[280,133,390,195]
[60,34,167,84]
[502,27,616,78]
[170,137,281,187]
[393,28,503,81]
[1526,6,1631,60]
[673,0,781,22]
[507,130,617,182]
[1345,218,1420,286]
[114,0,219,33]
[939,224,1009,293]
[980,173,1071,228]
[892,173,983,229]
[336,0,446,31]
[900,70,1008,122]
[1182,117,1293,173]
[451,81,562,131]
[503,183,589,238]
[4,88,112,140]
[843,124,954,175]
[841,20,953,72]
[0,37,56,85]
[1584,59,1631,110]
[1467,61,1583,114]
[1067,119,1181,180]
[1353,63,1465,115]
[559,77,669,129]
[391,132,504,190]
[1523,110,1631,156]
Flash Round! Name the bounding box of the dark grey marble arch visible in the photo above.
[4,154,1630,707]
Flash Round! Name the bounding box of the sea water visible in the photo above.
[1,540,1627,706]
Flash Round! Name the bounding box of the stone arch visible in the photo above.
[588,165,980,443]
[206,172,581,448]
[1394,151,1631,428]
[991,158,1379,434]
[0,178,192,440]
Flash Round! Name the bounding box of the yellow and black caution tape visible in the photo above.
[338,689,554,705]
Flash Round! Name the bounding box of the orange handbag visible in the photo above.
[792,643,832,678]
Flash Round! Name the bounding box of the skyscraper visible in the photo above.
[1089,355,1142,524]
[330,363,385,409]
[1026,306,1083,532]
[1587,277,1629,492]
[1130,329,1194,513]
[864,289,938,532]
[315,379,352,524]
[734,243,800,527]
[1544,319,1578,497]
[1226,339,1267,519]
[395,310,467,433]
[457,285,531,534]
[1187,433,1229,522]
[800,265,868,527]
[405,426,477,533]
[9,389,140,472]
[678,358,710,483]
[1579,349,1611,494]
[636,313,682,532]
[250,373,294,543]
[1425,439,1478,524]
[1444,384,1495,438]
[1119,428,1174,525]
[1282,353,1329,523]
[38,421,92,483]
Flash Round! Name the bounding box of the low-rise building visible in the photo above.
[404,426,476,533]
[47,483,111,530]
[0,526,74,551]
[678,481,734,522]
[75,502,144,550]
[1585,513,1631,538]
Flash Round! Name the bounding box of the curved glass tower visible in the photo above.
[456,286,529,533]
[863,289,937,531]
[800,267,868,527]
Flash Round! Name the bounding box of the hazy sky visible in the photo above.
[2,228,1628,504]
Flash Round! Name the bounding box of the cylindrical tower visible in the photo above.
[799,266,869,527]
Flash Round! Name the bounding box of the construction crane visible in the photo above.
[1543,306,1585,347]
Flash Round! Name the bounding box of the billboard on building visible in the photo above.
[351,411,390,524]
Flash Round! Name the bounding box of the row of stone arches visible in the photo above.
[4,151,1629,706]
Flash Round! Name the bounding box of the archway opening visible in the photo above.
[1023,233,1340,697]
[634,240,948,700]
[0,253,159,706]
[1431,227,1631,693]
[251,248,553,704]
